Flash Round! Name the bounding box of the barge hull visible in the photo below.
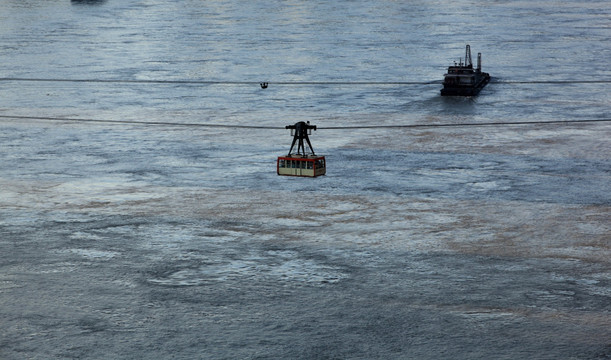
[441,74,490,96]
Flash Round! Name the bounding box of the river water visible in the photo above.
[1,1,610,359]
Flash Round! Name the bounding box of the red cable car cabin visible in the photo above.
[277,121,326,177]
[277,154,326,177]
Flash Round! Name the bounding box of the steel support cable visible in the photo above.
[1,77,611,85]
[497,80,611,84]
[318,118,611,129]
[0,115,283,129]
[0,77,439,85]
[0,114,609,129]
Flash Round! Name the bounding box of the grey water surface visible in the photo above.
[1,1,609,359]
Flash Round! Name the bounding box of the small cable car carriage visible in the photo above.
[277,121,326,177]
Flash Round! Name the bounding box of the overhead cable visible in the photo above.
[318,118,611,129]
[0,115,283,129]
[0,114,609,130]
[1,77,610,85]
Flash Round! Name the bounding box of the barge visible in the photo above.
[441,45,490,96]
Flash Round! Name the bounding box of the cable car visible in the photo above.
[277,155,326,177]
[277,122,326,177]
